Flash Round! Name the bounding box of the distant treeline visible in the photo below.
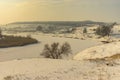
[10,21,106,27]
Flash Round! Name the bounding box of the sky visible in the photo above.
[0,0,120,24]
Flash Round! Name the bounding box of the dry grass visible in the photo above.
[105,54,120,60]
[88,54,120,62]
[0,35,38,48]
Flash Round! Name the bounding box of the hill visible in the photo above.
[10,20,106,26]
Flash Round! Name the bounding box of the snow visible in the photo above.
[0,58,120,80]
[74,42,120,60]
[0,24,120,80]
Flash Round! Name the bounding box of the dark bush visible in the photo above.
[0,29,2,38]
[95,23,116,37]
[95,26,111,37]
[36,26,43,31]
[4,76,13,80]
[83,27,87,33]
[41,42,72,59]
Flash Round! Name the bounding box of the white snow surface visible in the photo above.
[0,58,120,80]
[74,42,120,60]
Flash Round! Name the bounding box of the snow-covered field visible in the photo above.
[0,58,120,80]
[74,42,120,60]
[1,24,120,80]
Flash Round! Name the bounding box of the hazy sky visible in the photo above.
[0,0,120,24]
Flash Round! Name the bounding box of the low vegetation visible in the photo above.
[0,35,38,48]
[105,54,120,60]
[95,23,116,37]
[83,27,87,34]
[41,42,72,59]
[88,54,120,62]
[4,76,13,80]
[96,25,112,37]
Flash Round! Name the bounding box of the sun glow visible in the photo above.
[0,0,119,24]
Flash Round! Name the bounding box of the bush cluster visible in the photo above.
[95,26,112,37]
[95,23,116,37]
[41,42,72,59]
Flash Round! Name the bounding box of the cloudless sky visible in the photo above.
[0,0,120,24]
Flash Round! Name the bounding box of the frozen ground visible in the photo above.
[0,58,120,80]
[74,42,120,60]
[1,24,120,80]
[0,33,100,61]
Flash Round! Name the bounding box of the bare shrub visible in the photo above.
[4,76,13,80]
[41,42,72,59]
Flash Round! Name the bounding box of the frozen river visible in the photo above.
[0,33,100,61]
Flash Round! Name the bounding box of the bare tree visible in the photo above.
[41,42,72,59]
